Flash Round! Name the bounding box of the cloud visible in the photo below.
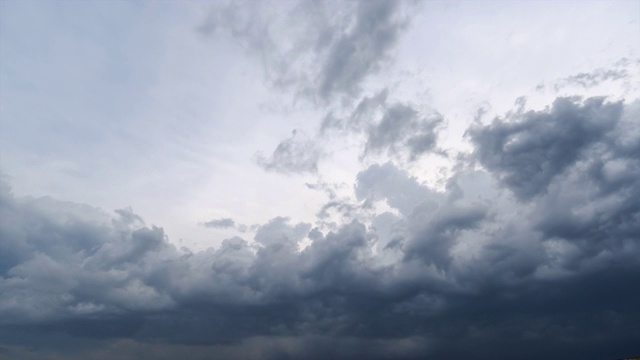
[561,68,628,88]
[0,188,176,325]
[205,0,433,175]
[365,104,443,160]
[255,130,321,174]
[314,0,409,100]
[2,96,640,359]
[202,218,255,233]
[203,218,236,230]
[540,58,640,91]
[322,89,445,161]
[467,96,624,200]
[321,88,389,134]
[355,162,438,215]
[200,0,416,101]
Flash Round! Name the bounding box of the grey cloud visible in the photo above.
[365,104,443,160]
[113,207,145,227]
[256,130,321,174]
[561,68,628,88]
[366,104,416,151]
[355,162,487,269]
[468,96,623,200]
[254,217,310,249]
[322,89,444,160]
[462,98,640,281]
[2,97,640,359]
[0,190,176,324]
[316,200,359,221]
[264,87,440,179]
[321,88,389,134]
[203,217,235,229]
[201,0,415,101]
[316,0,408,99]
[547,58,640,91]
[404,203,487,269]
[309,182,375,229]
[305,180,345,200]
[356,162,440,215]
[203,217,254,233]
[0,335,434,360]
[529,104,640,272]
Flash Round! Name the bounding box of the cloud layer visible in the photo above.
[2,96,639,359]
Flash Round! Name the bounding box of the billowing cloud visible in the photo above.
[2,95,639,359]
[467,96,623,200]
[3,0,640,357]
[355,162,437,215]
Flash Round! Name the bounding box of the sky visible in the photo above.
[0,0,639,359]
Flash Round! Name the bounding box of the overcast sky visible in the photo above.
[1,1,639,359]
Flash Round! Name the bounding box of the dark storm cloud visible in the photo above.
[255,130,321,174]
[0,335,434,360]
[200,0,415,101]
[2,97,640,359]
[468,96,623,199]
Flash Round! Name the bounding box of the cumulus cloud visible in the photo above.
[468,96,623,200]
[2,96,640,359]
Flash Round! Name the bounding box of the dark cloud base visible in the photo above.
[1,97,640,359]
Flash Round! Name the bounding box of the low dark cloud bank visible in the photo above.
[1,96,639,359]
